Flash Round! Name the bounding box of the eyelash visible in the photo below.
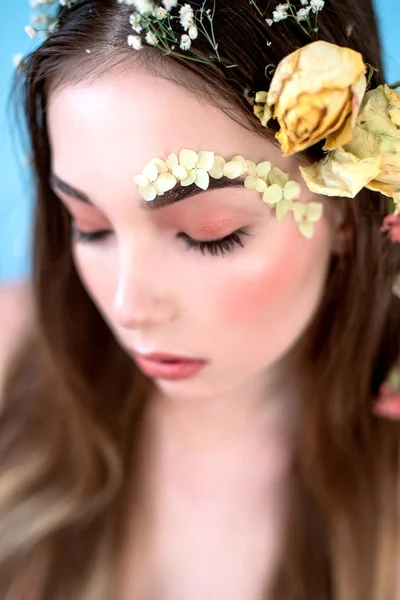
[73,227,248,257]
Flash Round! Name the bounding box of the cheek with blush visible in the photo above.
[219,232,329,326]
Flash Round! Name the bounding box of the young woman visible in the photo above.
[1,0,400,598]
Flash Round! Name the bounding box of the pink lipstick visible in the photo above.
[132,352,207,380]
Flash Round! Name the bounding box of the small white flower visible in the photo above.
[153,6,167,19]
[129,13,142,32]
[188,24,198,40]
[179,3,195,30]
[128,34,143,50]
[296,6,311,20]
[180,34,191,51]
[300,0,309,5]
[133,0,154,15]
[12,53,24,70]
[310,0,325,12]
[162,0,178,10]
[145,31,159,46]
[24,25,37,38]
[265,18,273,26]
[272,4,288,22]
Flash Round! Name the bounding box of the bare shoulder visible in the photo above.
[0,282,33,391]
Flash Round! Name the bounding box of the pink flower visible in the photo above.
[374,381,400,421]
[380,213,400,243]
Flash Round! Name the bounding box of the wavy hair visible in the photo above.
[1,1,400,598]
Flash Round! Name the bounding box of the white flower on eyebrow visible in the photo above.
[178,149,215,189]
[133,149,322,238]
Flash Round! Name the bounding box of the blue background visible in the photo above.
[1,0,400,282]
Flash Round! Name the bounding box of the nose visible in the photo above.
[112,240,178,330]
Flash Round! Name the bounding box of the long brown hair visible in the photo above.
[1,1,400,598]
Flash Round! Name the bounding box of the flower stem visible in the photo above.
[249,0,263,18]
[389,80,400,90]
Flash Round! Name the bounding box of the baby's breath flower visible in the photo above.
[145,31,159,46]
[153,6,167,19]
[162,0,178,10]
[272,3,289,22]
[300,0,309,5]
[12,53,24,70]
[296,6,311,20]
[129,13,143,32]
[180,34,191,51]
[30,0,55,6]
[265,18,273,26]
[179,4,195,30]
[24,24,37,38]
[310,0,325,12]
[133,0,154,15]
[128,34,143,50]
[188,24,198,40]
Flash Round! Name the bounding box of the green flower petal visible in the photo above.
[292,202,306,223]
[255,178,267,193]
[143,161,159,182]
[166,153,179,169]
[246,160,257,176]
[134,174,150,187]
[256,161,272,179]
[224,160,245,179]
[298,220,314,239]
[269,167,289,187]
[244,175,257,190]
[305,202,323,222]
[179,149,198,171]
[255,91,268,103]
[276,200,289,221]
[195,169,210,190]
[232,155,248,171]
[197,151,215,171]
[209,156,226,179]
[157,173,177,192]
[139,185,157,201]
[181,169,196,187]
[283,180,301,202]
[172,165,188,180]
[152,158,168,174]
[263,183,283,205]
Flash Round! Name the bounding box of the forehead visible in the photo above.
[47,67,288,180]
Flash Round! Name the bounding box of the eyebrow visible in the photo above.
[50,172,245,210]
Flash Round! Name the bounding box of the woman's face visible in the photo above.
[48,66,333,400]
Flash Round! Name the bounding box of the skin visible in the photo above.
[47,65,336,598]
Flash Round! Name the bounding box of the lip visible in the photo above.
[132,351,207,381]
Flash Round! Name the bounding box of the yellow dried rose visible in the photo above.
[300,147,382,198]
[343,85,400,201]
[264,41,367,156]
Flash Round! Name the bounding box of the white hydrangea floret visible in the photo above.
[134,159,171,201]
[244,161,272,193]
[292,202,323,238]
[178,149,215,189]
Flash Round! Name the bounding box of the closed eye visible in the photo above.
[178,229,250,257]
